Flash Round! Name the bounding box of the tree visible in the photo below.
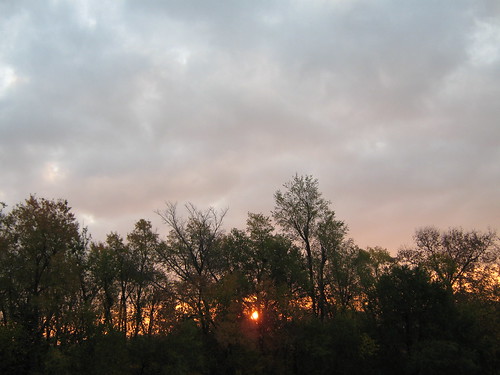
[372,265,486,375]
[156,202,227,334]
[357,246,395,311]
[126,219,165,337]
[0,196,83,371]
[221,213,307,320]
[317,213,348,315]
[398,227,498,293]
[273,174,346,318]
[211,213,308,373]
[87,240,120,330]
[362,247,394,282]
[103,232,133,333]
[324,239,363,312]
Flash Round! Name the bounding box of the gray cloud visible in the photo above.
[1,0,499,251]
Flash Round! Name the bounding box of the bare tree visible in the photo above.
[398,226,498,293]
[156,202,227,333]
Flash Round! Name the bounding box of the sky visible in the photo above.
[1,0,499,252]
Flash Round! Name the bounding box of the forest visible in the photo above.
[0,175,498,375]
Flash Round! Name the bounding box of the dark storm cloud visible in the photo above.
[1,0,499,250]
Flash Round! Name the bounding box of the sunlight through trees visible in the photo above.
[0,178,498,374]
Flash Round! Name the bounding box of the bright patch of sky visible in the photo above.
[0,65,18,98]
[468,19,500,65]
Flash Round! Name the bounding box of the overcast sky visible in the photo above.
[1,0,499,252]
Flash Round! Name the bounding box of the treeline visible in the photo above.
[0,175,498,375]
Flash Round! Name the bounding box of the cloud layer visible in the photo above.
[1,0,499,251]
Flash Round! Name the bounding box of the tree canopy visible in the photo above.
[0,180,498,375]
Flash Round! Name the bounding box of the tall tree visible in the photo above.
[0,196,83,371]
[273,174,345,317]
[103,232,133,333]
[126,219,164,337]
[317,212,348,316]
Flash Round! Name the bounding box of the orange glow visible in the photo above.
[250,311,259,321]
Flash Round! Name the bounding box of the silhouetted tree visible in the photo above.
[126,219,165,337]
[88,240,120,329]
[156,202,227,334]
[273,174,346,318]
[0,192,498,375]
[398,227,498,293]
[372,265,486,374]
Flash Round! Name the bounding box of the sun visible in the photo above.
[250,311,259,321]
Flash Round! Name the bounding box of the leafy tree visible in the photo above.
[1,192,499,374]
[246,213,306,319]
[87,240,120,329]
[98,232,134,333]
[363,247,394,281]
[88,222,168,337]
[126,219,165,337]
[357,246,395,311]
[0,196,83,371]
[316,211,348,317]
[372,266,473,374]
[217,214,307,359]
[273,174,346,318]
[88,232,140,335]
[324,239,364,312]
[224,213,306,315]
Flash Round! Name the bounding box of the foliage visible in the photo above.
[0,180,498,374]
